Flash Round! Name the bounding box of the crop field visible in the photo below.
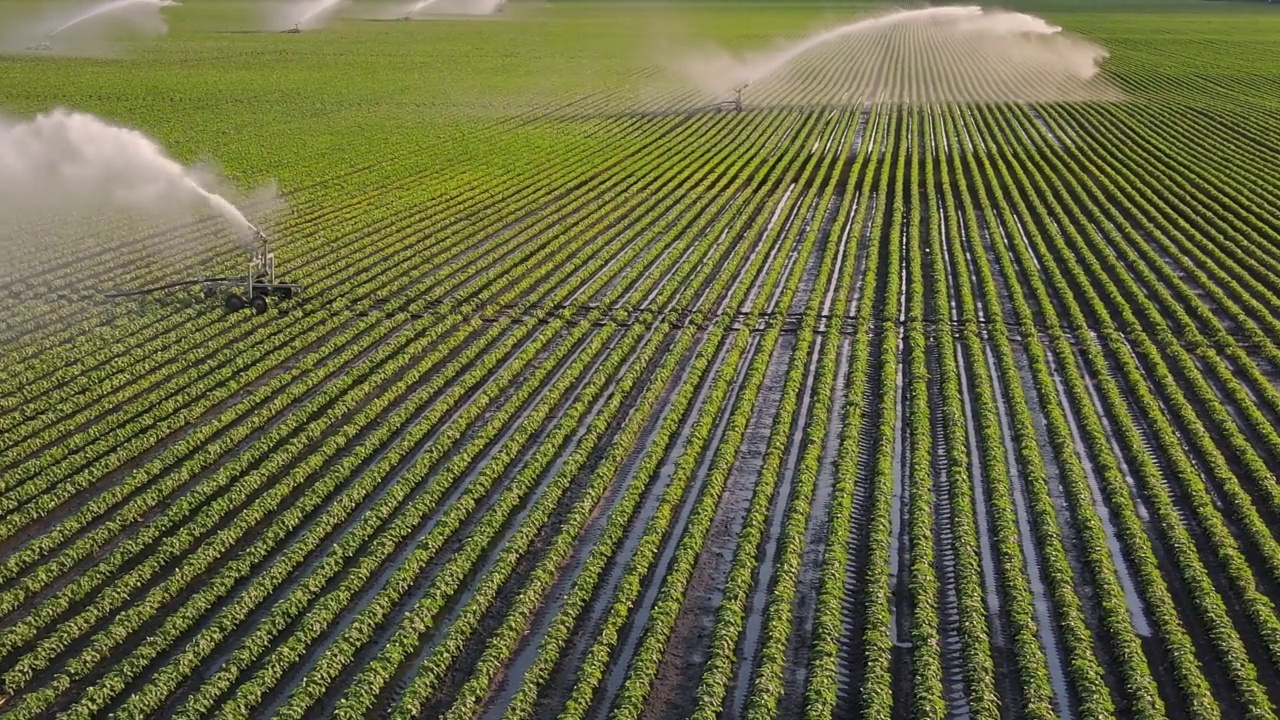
[2,0,1280,718]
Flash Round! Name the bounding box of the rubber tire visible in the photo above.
[276,286,294,300]
[249,294,269,315]
[225,294,246,312]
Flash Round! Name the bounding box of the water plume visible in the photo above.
[48,0,180,37]
[1,0,179,56]
[398,0,506,18]
[672,5,1119,106]
[0,108,284,287]
[403,0,444,17]
[266,0,350,31]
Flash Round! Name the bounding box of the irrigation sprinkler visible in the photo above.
[704,83,748,114]
[104,230,303,315]
[28,0,181,49]
[284,23,301,33]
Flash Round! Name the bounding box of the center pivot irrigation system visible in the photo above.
[104,231,303,314]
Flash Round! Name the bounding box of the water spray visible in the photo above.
[743,6,986,89]
[26,0,180,51]
[672,6,1114,106]
[0,108,298,315]
[279,0,349,31]
[47,0,181,38]
[397,0,505,19]
[403,0,443,19]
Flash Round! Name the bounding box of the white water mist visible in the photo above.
[1,0,179,55]
[673,5,1115,104]
[0,109,279,246]
[398,0,505,18]
[266,0,350,31]
[49,0,180,37]
[404,0,444,17]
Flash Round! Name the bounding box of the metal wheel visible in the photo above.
[249,294,269,315]
[225,293,246,312]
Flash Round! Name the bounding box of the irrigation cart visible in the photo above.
[105,231,302,315]
[701,84,748,114]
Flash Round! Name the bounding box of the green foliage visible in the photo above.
[2,2,1280,719]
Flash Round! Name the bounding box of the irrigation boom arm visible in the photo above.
[102,277,233,298]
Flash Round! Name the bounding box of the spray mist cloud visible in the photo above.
[399,0,506,18]
[0,109,282,251]
[263,0,351,31]
[0,0,179,56]
[671,5,1118,105]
